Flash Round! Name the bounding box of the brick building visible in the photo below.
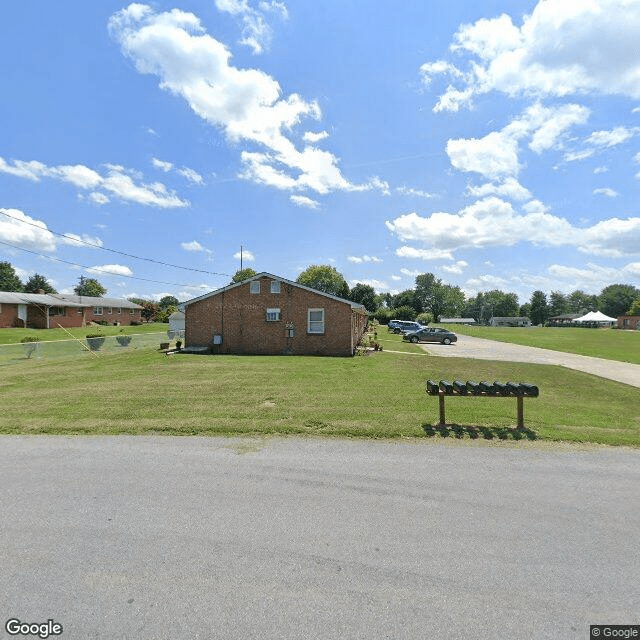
[0,292,142,329]
[618,315,640,330]
[182,272,369,356]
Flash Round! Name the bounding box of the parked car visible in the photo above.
[403,327,458,345]
[388,320,425,334]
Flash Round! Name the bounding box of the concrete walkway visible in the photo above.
[421,334,640,388]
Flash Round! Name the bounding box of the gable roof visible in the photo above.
[0,291,142,309]
[182,272,367,312]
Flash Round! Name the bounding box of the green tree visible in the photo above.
[529,290,549,325]
[442,284,466,317]
[74,276,106,297]
[567,290,598,314]
[156,304,178,323]
[24,273,57,294]
[159,295,179,309]
[296,265,349,298]
[231,268,257,283]
[348,283,377,312]
[628,299,640,316]
[414,273,447,322]
[548,291,568,317]
[0,261,24,292]
[389,305,415,321]
[390,289,423,314]
[598,284,640,318]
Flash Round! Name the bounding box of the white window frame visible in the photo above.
[94,307,103,316]
[108,307,113,315]
[270,280,281,294]
[250,280,260,294]
[307,308,325,334]
[117,308,122,314]
[266,308,281,322]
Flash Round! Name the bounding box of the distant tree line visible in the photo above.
[2,260,638,326]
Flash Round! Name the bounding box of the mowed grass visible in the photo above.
[1,339,639,447]
[0,323,169,345]
[437,324,640,364]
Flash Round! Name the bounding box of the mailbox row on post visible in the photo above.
[427,380,539,397]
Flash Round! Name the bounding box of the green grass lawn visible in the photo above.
[436,324,640,364]
[1,334,638,447]
[0,323,169,344]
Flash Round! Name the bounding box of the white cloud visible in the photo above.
[0,155,188,208]
[395,245,454,261]
[593,166,609,174]
[447,103,589,180]
[347,255,382,264]
[0,208,56,252]
[466,177,531,201]
[61,233,104,248]
[109,5,377,198]
[585,126,637,148]
[233,249,255,261]
[593,187,618,198]
[181,240,204,252]
[290,195,320,209]
[386,197,640,258]
[303,131,329,143]
[87,264,133,277]
[422,0,640,111]
[178,167,204,184]
[396,186,434,198]
[215,0,287,54]
[152,158,173,172]
[441,260,468,274]
[348,278,389,291]
[399,268,421,277]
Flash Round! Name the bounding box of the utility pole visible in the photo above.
[240,245,243,271]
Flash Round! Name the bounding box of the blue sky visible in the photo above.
[1,0,639,303]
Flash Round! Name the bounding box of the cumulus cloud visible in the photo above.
[215,0,287,54]
[152,158,173,172]
[0,208,56,252]
[290,195,320,209]
[395,245,454,261]
[422,0,640,111]
[466,177,532,201]
[0,155,188,208]
[181,240,204,251]
[593,187,618,198]
[349,278,390,291]
[178,167,204,184]
[447,103,589,180]
[109,5,380,198]
[441,260,468,275]
[347,255,382,264]
[396,186,434,199]
[386,197,640,258]
[87,264,134,277]
[233,249,255,261]
[61,233,104,248]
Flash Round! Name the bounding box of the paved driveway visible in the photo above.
[1,435,639,639]
[421,335,640,388]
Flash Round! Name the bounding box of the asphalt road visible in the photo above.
[420,334,640,388]
[2,435,639,639]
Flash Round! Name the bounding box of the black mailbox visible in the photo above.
[439,380,454,395]
[426,380,439,395]
[493,381,510,396]
[479,381,498,395]
[453,380,468,395]
[519,383,539,397]
[506,382,525,396]
[466,380,482,395]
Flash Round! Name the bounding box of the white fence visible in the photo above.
[0,332,175,366]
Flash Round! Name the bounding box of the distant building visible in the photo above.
[617,315,640,330]
[547,313,582,327]
[439,318,477,325]
[488,317,531,327]
[0,292,142,329]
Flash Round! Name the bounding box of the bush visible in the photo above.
[86,333,106,351]
[20,336,41,343]
[116,335,132,347]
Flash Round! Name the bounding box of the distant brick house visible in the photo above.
[0,292,142,329]
[618,315,640,330]
[182,272,369,356]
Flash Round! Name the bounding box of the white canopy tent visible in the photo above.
[573,311,617,324]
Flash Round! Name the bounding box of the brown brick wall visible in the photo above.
[0,303,21,328]
[84,307,142,325]
[186,276,368,356]
[618,315,640,330]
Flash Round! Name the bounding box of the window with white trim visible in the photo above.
[130,308,135,314]
[307,308,325,334]
[250,281,260,294]
[117,308,122,314]
[270,280,280,294]
[266,308,281,321]
[48,307,66,316]
[94,307,103,315]
[108,307,113,314]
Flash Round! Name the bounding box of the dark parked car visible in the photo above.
[402,327,458,345]
[388,320,425,334]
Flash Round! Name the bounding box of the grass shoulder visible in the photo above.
[0,323,169,345]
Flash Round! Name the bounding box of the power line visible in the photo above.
[0,209,230,278]
[0,239,219,288]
